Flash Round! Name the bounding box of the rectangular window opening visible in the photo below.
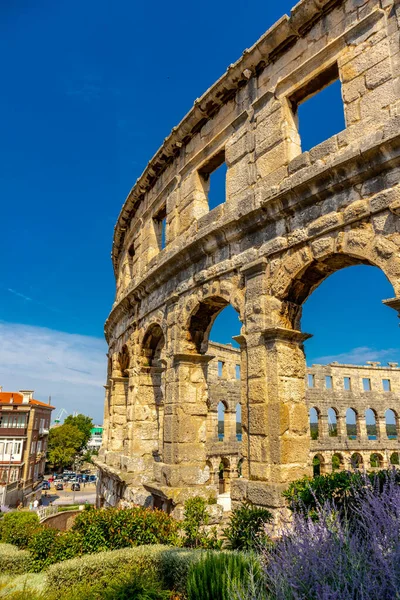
[325,375,333,389]
[289,63,345,153]
[383,379,391,392]
[362,378,371,392]
[344,377,351,391]
[153,205,167,251]
[199,150,227,211]
[307,374,315,388]
[235,364,241,380]
[218,361,224,378]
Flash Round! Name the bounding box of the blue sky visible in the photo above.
[1,1,398,423]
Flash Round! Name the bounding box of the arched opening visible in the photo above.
[217,401,227,441]
[386,409,398,440]
[332,453,344,471]
[218,457,230,494]
[327,408,338,437]
[350,453,363,470]
[118,344,130,377]
[140,324,166,463]
[235,403,242,441]
[390,452,399,466]
[142,324,165,367]
[365,408,378,440]
[346,408,358,440]
[312,454,325,477]
[309,407,320,440]
[370,453,383,469]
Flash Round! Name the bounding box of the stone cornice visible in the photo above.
[105,130,400,342]
[111,0,344,273]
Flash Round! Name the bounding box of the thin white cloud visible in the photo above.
[310,346,399,366]
[0,322,107,423]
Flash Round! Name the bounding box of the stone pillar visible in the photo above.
[337,413,346,440]
[320,414,330,439]
[99,384,111,459]
[161,353,213,490]
[359,413,368,441]
[233,327,311,510]
[225,409,237,442]
[377,414,388,441]
[125,365,165,479]
[108,376,128,454]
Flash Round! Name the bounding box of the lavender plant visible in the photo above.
[263,471,400,600]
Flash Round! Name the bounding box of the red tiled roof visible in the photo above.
[0,392,55,409]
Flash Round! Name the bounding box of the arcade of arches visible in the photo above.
[97,0,400,515]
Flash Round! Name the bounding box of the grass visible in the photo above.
[0,573,46,598]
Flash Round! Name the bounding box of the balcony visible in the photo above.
[38,427,49,436]
[0,427,27,437]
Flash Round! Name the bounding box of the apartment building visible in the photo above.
[0,389,54,506]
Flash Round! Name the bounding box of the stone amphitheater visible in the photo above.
[96,0,400,516]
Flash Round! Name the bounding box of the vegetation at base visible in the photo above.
[72,505,180,552]
[0,512,40,549]
[223,501,272,552]
[0,543,32,575]
[187,551,263,600]
[283,468,400,519]
[182,497,221,549]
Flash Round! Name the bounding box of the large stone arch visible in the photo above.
[270,232,399,330]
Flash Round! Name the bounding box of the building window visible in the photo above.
[37,441,42,453]
[198,149,227,211]
[13,441,21,455]
[325,376,333,389]
[289,63,345,152]
[383,379,391,392]
[362,378,371,392]
[235,364,241,380]
[31,441,36,454]
[218,361,224,378]
[344,377,351,391]
[307,374,315,388]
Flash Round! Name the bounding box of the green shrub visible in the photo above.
[283,469,400,518]
[45,544,169,590]
[186,551,263,600]
[72,506,180,552]
[0,512,40,549]
[182,497,221,549]
[28,528,84,572]
[159,547,203,594]
[0,543,31,575]
[223,502,272,551]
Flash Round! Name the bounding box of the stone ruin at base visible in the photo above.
[96,0,400,517]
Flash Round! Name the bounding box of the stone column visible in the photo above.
[108,376,128,455]
[161,353,213,491]
[359,413,368,441]
[377,413,388,441]
[337,413,346,440]
[320,414,330,439]
[125,365,164,479]
[99,384,111,459]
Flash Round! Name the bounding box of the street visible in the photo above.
[41,481,97,506]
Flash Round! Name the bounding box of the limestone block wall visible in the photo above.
[98,0,400,514]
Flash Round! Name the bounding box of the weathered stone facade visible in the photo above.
[308,361,400,471]
[97,0,400,514]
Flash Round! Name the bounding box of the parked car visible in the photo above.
[55,482,64,491]
[71,483,80,491]
[89,475,97,482]
[42,481,50,490]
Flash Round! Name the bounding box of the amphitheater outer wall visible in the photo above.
[97,0,400,514]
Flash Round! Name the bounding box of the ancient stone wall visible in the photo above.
[97,0,400,515]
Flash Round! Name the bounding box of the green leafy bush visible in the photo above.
[0,543,32,574]
[0,512,40,549]
[223,501,272,551]
[283,469,400,518]
[186,551,263,600]
[72,506,180,552]
[159,547,203,594]
[45,544,169,590]
[28,528,84,572]
[182,497,221,549]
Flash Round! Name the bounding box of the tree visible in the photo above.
[64,414,93,450]
[48,423,85,470]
